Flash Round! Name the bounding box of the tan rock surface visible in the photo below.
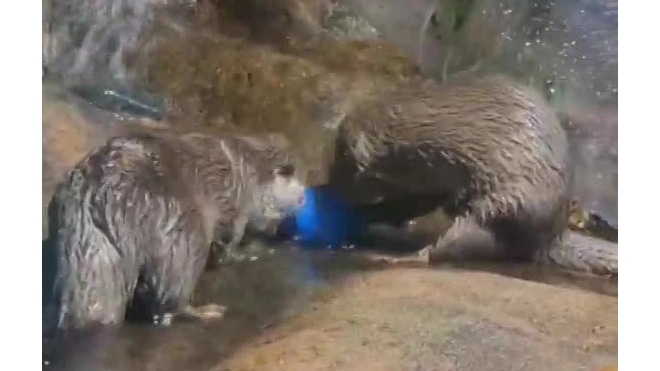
[219,266,617,371]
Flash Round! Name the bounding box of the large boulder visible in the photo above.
[221,266,617,371]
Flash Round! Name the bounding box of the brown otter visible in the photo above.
[417,0,619,226]
[46,131,305,330]
[327,74,617,276]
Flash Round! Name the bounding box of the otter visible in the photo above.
[327,74,617,276]
[416,0,619,243]
[46,131,305,330]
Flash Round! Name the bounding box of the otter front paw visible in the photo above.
[217,248,254,264]
[183,304,227,322]
[426,240,460,264]
[357,247,431,266]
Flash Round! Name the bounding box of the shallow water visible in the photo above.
[43,237,616,371]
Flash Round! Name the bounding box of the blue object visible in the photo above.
[292,186,362,249]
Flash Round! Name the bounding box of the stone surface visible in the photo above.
[219,265,617,371]
[43,247,617,371]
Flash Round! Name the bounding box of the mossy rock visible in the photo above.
[131,4,419,184]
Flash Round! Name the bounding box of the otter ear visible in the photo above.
[274,164,295,177]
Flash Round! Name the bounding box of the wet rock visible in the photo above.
[42,0,186,85]
[42,82,169,239]
[132,7,418,184]
[219,267,617,371]
[417,0,618,107]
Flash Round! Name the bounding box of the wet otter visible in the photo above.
[328,74,617,275]
[417,0,619,225]
[46,131,305,330]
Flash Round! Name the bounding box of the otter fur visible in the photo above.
[47,131,305,330]
[328,75,617,275]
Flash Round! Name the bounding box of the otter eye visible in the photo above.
[274,164,295,177]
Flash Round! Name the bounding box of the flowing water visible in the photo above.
[43,0,194,85]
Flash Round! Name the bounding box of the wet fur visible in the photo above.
[48,132,304,330]
[329,75,616,275]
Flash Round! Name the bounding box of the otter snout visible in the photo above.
[271,165,306,214]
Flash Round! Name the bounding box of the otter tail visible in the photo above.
[540,231,617,276]
[49,170,136,330]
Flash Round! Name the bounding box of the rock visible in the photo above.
[42,0,182,84]
[218,267,617,371]
[42,82,169,239]
[132,8,418,185]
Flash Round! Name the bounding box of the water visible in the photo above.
[43,240,616,371]
[43,0,184,85]
[69,84,166,120]
[41,241,383,371]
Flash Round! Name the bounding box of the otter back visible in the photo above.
[47,131,303,330]
[330,75,572,264]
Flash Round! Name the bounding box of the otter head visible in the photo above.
[239,133,306,235]
[249,163,306,236]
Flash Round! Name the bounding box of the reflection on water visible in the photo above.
[42,239,381,371]
[43,236,616,371]
[43,241,318,371]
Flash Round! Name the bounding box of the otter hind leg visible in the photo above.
[50,171,139,330]
[211,212,251,265]
[130,217,221,326]
[427,216,505,264]
[181,303,227,322]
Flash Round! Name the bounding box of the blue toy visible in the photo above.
[291,186,363,249]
